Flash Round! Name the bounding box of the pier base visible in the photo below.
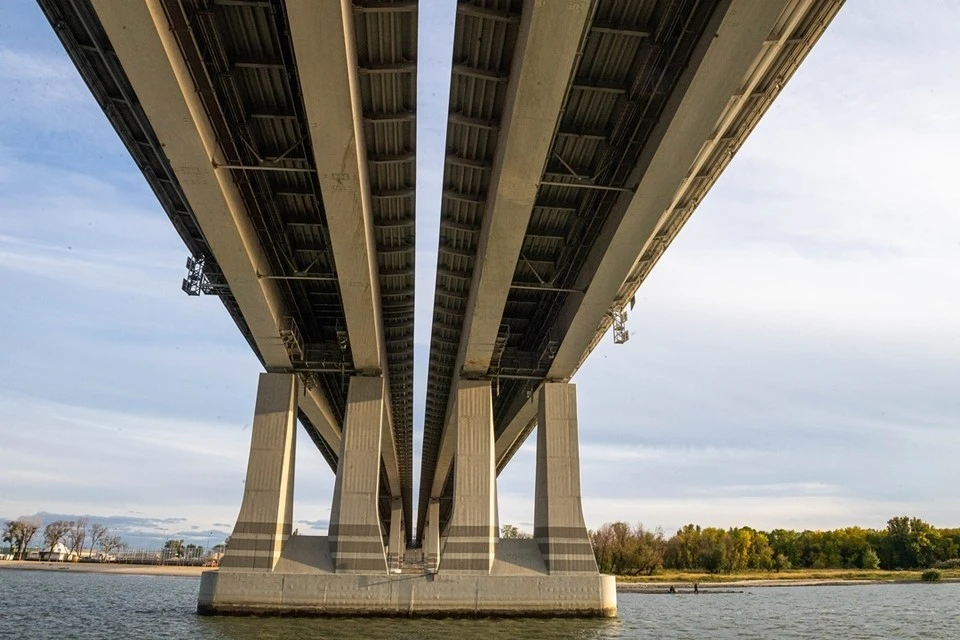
[199,536,615,617]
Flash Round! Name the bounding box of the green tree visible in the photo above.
[767,529,800,567]
[773,553,791,572]
[626,524,665,576]
[591,514,954,574]
[164,539,185,559]
[880,516,940,569]
[699,528,729,573]
[664,524,702,570]
[500,524,529,539]
[590,524,613,573]
[749,531,774,570]
[861,547,881,570]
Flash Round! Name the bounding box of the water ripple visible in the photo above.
[1,570,958,639]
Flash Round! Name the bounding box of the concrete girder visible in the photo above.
[285,0,384,376]
[595,0,839,367]
[285,1,401,503]
[495,0,807,469]
[89,0,342,453]
[428,0,593,499]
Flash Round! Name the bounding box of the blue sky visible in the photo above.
[1,1,959,547]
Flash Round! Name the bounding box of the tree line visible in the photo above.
[589,517,960,575]
[3,517,125,560]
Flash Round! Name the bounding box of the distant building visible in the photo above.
[39,543,73,562]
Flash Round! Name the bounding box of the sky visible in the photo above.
[1,1,959,548]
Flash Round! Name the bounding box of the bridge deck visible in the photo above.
[38,0,416,541]
[418,0,844,542]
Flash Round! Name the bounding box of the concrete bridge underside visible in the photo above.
[39,0,843,618]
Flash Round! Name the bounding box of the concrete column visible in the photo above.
[387,498,403,573]
[441,380,497,573]
[220,373,297,571]
[534,383,599,574]
[328,376,388,573]
[423,498,440,572]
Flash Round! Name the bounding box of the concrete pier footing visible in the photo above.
[199,537,615,617]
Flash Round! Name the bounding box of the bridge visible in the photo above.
[39,0,843,617]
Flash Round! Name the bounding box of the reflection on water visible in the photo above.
[202,616,622,640]
[1,569,958,639]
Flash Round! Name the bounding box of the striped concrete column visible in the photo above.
[424,498,440,572]
[534,383,599,574]
[328,376,388,573]
[387,498,403,573]
[441,380,497,573]
[220,373,297,571]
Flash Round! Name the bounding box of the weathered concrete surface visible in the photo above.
[219,373,297,572]
[535,383,598,574]
[387,498,404,574]
[442,380,497,573]
[198,536,615,616]
[424,499,440,573]
[328,377,389,574]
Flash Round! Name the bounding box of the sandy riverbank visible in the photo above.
[0,560,208,577]
[618,578,960,593]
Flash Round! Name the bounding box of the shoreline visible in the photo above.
[3,561,957,589]
[618,577,960,592]
[0,560,208,577]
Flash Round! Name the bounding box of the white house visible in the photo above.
[40,542,71,562]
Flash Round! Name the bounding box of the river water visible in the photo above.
[1,570,957,639]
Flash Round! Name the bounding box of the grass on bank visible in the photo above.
[615,568,960,583]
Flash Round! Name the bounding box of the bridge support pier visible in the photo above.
[387,498,403,573]
[200,376,614,616]
[328,376,389,573]
[441,380,497,573]
[218,373,297,571]
[424,498,440,572]
[535,383,599,574]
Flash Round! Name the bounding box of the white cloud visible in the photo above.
[581,495,914,534]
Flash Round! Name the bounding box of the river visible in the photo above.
[1,570,956,639]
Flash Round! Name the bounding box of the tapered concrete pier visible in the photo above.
[217,373,297,572]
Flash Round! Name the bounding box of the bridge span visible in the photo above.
[39,0,843,617]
